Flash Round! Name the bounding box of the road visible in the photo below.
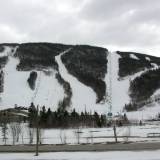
[0,142,160,152]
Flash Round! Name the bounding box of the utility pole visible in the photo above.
[113,121,118,143]
[35,105,39,156]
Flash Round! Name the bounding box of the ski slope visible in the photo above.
[0,46,64,110]
[105,52,160,120]
[55,49,107,114]
[32,70,65,109]
[105,52,148,113]
[0,46,159,120]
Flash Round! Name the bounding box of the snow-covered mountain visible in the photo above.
[0,43,160,120]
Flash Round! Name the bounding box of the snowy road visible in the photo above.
[0,150,160,160]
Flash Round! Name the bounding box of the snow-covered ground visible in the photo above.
[130,54,139,60]
[33,123,160,144]
[0,150,160,160]
[32,70,64,109]
[1,122,160,145]
[146,57,151,61]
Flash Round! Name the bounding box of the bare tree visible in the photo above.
[20,123,26,144]
[16,123,22,142]
[9,122,17,145]
[28,127,35,144]
[9,122,22,145]
[1,122,8,145]
[59,129,67,144]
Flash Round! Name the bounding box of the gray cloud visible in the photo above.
[0,0,160,56]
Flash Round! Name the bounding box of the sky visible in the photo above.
[0,0,160,57]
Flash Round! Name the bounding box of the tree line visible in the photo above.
[28,102,107,128]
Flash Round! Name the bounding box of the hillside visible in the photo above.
[0,43,160,120]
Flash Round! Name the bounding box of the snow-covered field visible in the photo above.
[33,123,160,144]
[1,122,160,145]
[0,151,160,160]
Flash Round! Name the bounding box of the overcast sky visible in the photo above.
[0,0,160,56]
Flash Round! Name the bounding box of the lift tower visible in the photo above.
[107,51,113,118]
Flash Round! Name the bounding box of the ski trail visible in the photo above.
[31,71,42,103]
[0,46,34,108]
[55,49,106,113]
[105,51,125,114]
[0,46,64,110]
[105,52,159,114]
[32,70,65,110]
